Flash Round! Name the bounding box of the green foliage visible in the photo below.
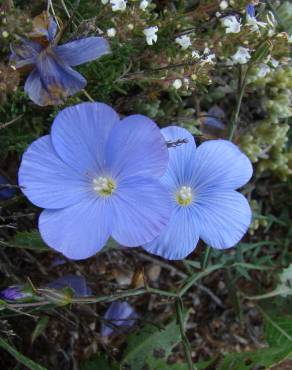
[0,337,47,370]
[121,312,188,370]
[9,231,49,252]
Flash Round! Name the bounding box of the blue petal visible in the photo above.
[39,197,112,259]
[51,102,119,176]
[53,37,110,67]
[101,301,137,337]
[190,140,253,191]
[48,17,58,41]
[32,50,86,105]
[18,135,93,209]
[160,126,196,190]
[143,205,199,260]
[111,176,172,246]
[10,39,41,68]
[193,189,252,249]
[106,115,169,180]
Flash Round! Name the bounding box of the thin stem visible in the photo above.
[0,114,23,130]
[175,298,195,370]
[178,264,223,297]
[82,89,95,102]
[201,245,211,269]
[228,65,250,141]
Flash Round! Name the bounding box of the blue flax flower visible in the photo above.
[101,301,137,337]
[143,126,253,260]
[0,285,32,300]
[10,12,109,106]
[18,102,171,260]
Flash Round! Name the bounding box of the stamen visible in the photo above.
[93,176,116,197]
[176,186,193,206]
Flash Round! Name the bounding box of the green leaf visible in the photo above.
[9,231,49,252]
[121,313,189,370]
[217,344,292,370]
[0,337,47,370]
[265,314,292,347]
[80,355,118,370]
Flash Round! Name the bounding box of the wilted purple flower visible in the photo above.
[0,285,31,300]
[101,301,137,336]
[10,12,110,106]
[18,102,171,259]
[201,106,226,139]
[143,126,253,260]
[0,175,16,200]
[47,274,91,297]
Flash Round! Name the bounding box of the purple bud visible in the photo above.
[101,301,138,337]
[46,274,91,297]
[0,285,31,300]
[246,4,256,18]
[0,175,16,200]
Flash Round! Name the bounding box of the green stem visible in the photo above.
[175,298,195,370]
[228,65,250,141]
[201,245,211,269]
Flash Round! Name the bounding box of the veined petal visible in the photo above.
[39,198,112,259]
[193,189,252,249]
[105,115,168,180]
[10,39,41,68]
[111,176,172,246]
[143,205,199,260]
[190,140,253,191]
[160,126,196,190]
[18,135,93,209]
[32,49,86,105]
[51,102,119,175]
[53,37,110,66]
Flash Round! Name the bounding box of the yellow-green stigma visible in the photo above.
[93,176,116,197]
[176,186,193,206]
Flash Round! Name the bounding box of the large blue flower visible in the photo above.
[18,102,171,259]
[143,126,253,260]
[10,12,110,106]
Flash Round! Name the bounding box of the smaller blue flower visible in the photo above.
[143,126,253,260]
[18,102,171,260]
[0,285,31,300]
[47,274,91,297]
[10,12,110,106]
[101,301,137,337]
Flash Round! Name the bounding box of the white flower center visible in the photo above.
[176,186,193,206]
[93,176,116,197]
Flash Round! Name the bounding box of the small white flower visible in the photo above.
[173,79,182,89]
[140,0,149,11]
[288,34,292,43]
[175,35,192,50]
[231,46,251,64]
[107,28,116,37]
[270,58,279,68]
[143,26,158,45]
[101,0,109,4]
[110,0,127,12]
[219,1,228,10]
[221,15,241,34]
[203,47,210,55]
[203,53,216,64]
[191,50,200,58]
[216,12,221,18]
[246,15,267,32]
[257,63,271,78]
[183,78,190,89]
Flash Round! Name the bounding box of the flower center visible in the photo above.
[176,186,193,206]
[93,176,116,197]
